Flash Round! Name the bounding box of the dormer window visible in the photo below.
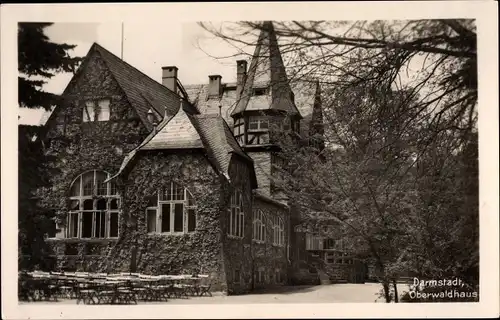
[83,98,110,122]
[252,88,267,96]
[248,117,269,131]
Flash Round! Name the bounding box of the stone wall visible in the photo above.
[221,157,254,294]
[251,197,289,289]
[106,151,228,291]
[42,50,150,257]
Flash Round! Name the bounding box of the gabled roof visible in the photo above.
[141,102,203,150]
[109,101,257,188]
[309,80,324,137]
[184,80,317,133]
[44,43,198,131]
[230,21,301,118]
[92,43,198,129]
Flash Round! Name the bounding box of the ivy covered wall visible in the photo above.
[104,151,228,292]
[42,50,151,270]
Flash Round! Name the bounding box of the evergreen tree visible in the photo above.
[18,23,82,271]
[18,22,82,110]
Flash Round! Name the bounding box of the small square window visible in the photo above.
[253,88,267,96]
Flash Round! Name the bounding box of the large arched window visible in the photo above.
[67,170,120,239]
[228,190,244,237]
[145,182,196,234]
[252,209,266,242]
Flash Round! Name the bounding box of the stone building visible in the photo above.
[31,21,363,294]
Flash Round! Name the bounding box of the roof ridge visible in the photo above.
[93,42,182,98]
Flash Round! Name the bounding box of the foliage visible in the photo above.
[18,125,56,271]
[18,22,83,270]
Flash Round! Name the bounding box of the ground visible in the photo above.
[20,283,411,304]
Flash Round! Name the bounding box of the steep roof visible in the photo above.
[309,80,324,137]
[141,103,203,150]
[230,21,301,117]
[184,80,317,131]
[92,43,198,129]
[44,43,197,131]
[110,102,257,188]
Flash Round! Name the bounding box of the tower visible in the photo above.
[231,21,302,198]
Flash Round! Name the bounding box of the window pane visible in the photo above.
[187,191,195,206]
[82,171,94,196]
[110,198,119,210]
[147,209,157,233]
[96,171,107,195]
[173,183,184,201]
[260,120,269,129]
[109,212,119,237]
[68,213,79,238]
[233,210,238,236]
[260,133,269,144]
[70,200,80,211]
[83,199,93,210]
[70,177,81,196]
[161,204,170,232]
[82,212,93,238]
[95,212,106,238]
[97,99,110,121]
[249,122,258,130]
[83,102,95,122]
[174,203,184,232]
[96,199,106,210]
[188,209,196,232]
[110,182,118,195]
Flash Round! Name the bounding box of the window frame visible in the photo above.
[228,190,245,238]
[82,98,111,122]
[67,170,120,239]
[272,215,285,246]
[252,209,266,243]
[145,182,197,235]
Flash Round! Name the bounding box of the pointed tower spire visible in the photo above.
[231,21,301,118]
[309,80,325,151]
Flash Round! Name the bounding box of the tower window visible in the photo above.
[253,88,267,96]
[248,117,269,131]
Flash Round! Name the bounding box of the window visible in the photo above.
[248,116,269,131]
[255,268,265,284]
[228,190,244,238]
[305,234,324,250]
[233,118,245,145]
[234,269,241,284]
[67,170,120,239]
[324,238,335,249]
[252,209,266,242]
[83,99,110,122]
[145,182,197,234]
[272,216,285,246]
[252,88,267,96]
[275,269,283,283]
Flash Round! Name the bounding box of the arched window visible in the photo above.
[252,209,266,242]
[228,190,244,237]
[272,216,285,246]
[145,182,196,234]
[67,170,120,239]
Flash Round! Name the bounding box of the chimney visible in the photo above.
[208,75,222,98]
[162,66,178,93]
[236,60,247,96]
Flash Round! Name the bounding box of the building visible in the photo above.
[28,21,363,294]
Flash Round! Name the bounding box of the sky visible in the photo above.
[18,22,247,125]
